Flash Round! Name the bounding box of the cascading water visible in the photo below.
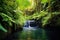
[23,20,38,30]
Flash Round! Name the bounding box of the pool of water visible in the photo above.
[5,27,60,40]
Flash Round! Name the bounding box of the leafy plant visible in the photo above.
[0,24,7,32]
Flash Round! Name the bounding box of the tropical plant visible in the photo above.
[0,0,60,32]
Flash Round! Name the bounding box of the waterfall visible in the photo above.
[28,20,31,28]
[23,20,37,30]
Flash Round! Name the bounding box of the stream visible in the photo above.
[5,20,60,40]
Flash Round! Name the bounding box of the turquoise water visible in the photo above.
[18,28,48,40]
[6,27,50,40]
[5,27,60,40]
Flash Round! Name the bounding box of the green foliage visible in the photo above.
[0,13,15,26]
[42,12,51,26]
[0,0,17,32]
[28,11,51,26]
[0,24,7,32]
[14,10,27,25]
[15,0,60,27]
[16,0,31,10]
[41,0,48,4]
[0,13,15,22]
[0,0,60,32]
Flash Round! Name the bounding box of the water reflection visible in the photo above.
[5,27,60,40]
[5,20,60,40]
[5,20,48,40]
[17,27,48,40]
